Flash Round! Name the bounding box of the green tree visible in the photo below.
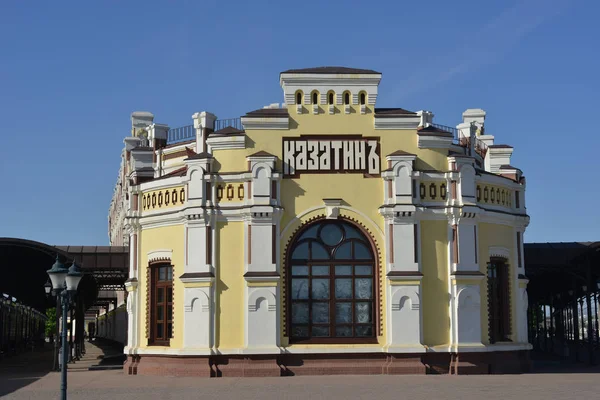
[45,307,56,339]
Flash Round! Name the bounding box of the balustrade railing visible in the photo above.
[167,125,195,144]
[166,118,243,144]
[214,117,242,131]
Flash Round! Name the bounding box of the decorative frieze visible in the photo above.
[141,187,186,212]
[216,183,245,203]
[476,184,513,209]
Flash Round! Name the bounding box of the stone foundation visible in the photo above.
[125,350,530,377]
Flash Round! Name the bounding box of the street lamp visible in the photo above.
[46,255,83,400]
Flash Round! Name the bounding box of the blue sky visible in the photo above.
[0,0,598,245]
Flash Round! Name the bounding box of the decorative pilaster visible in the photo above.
[447,156,485,350]
[242,151,281,351]
[380,150,424,350]
[177,152,216,350]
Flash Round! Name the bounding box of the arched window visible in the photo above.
[328,92,334,105]
[344,92,350,105]
[296,92,302,105]
[287,220,376,343]
[360,93,366,105]
[149,262,173,345]
[312,92,318,105]
[487,258,511,343]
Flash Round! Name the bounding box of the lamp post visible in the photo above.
[46,255,82,400]
[44,278,61,371]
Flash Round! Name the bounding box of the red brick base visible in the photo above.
[125,350,530,377]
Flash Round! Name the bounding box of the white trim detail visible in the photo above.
[241,117,289,130]
[389,285,424,348]
[374,116,421,130]
[206,134,246,150]
[418,135,454,149]
[489,246,510,259]
[183,287,211,349]
[147,249,172,263]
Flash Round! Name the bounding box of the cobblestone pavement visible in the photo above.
[2,369,600,400]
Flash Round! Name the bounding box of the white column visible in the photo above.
[450,280,485,348]
[388,281,424,350]
[183,285,212,350]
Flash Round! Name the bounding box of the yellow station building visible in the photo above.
[109,67,531,376]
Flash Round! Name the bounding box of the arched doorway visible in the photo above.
[286,219,377,343]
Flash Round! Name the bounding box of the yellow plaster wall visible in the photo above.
[420,220,450,347]
[216,221,244,349]
[478,222,517,343]
[137,224,185,349]
[215,109,449,174]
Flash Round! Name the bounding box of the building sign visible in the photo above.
[283,136,380,176]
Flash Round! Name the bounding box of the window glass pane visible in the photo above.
[291,303,309,323]
[335,302,352,323]
[312,265,329,276]
[355,303,372,323]
[167,307,172,321]
[292,266,309,276]
[156,323,163,338]
[355,265,372,275]
[355,278,372,299]
[334,242,352,259]
[291,242,309,260]
[312,326,330,337]
[320,224,343,246]
[156,306,164,321]
[344,224,363,240]
[312,303,329,323]
[355,325,373,337]
[157,288,164,303]
[167,323,172,338]
[291,279,309,300]
[311,242,329,259]
[335,265,352,275]
[167,266,173,281]
[292,325,308,337]
[336,326,352,337]
[354,242,371,259]
[299,225,318,240]
[167,287,172,303]
[159,267,166,281]
[311,279,330,300]
[335,279,352,299]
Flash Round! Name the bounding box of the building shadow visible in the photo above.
[0,344,53,397]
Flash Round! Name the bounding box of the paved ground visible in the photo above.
[2,345,600,400]
[2,369,600,400]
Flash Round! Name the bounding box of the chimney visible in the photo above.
[192,112,217,154]
[131,111,154,139]
[416,110,434,127]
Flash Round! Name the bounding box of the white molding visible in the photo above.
[180,276,214,284]
[374,116,420,130]
[162,142,196,155]
[387,274,423,283]
[418,135,453,149]
[241,117,289,130]
[489,246,510,259]
[139,176,185,192]
[147,249,172,262]
[206,135,246,150]
[244,275,280,283]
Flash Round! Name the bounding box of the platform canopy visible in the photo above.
[525,241,600,303]
[0,238,128,312]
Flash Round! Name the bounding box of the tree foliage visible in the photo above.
[45,307,56,338]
